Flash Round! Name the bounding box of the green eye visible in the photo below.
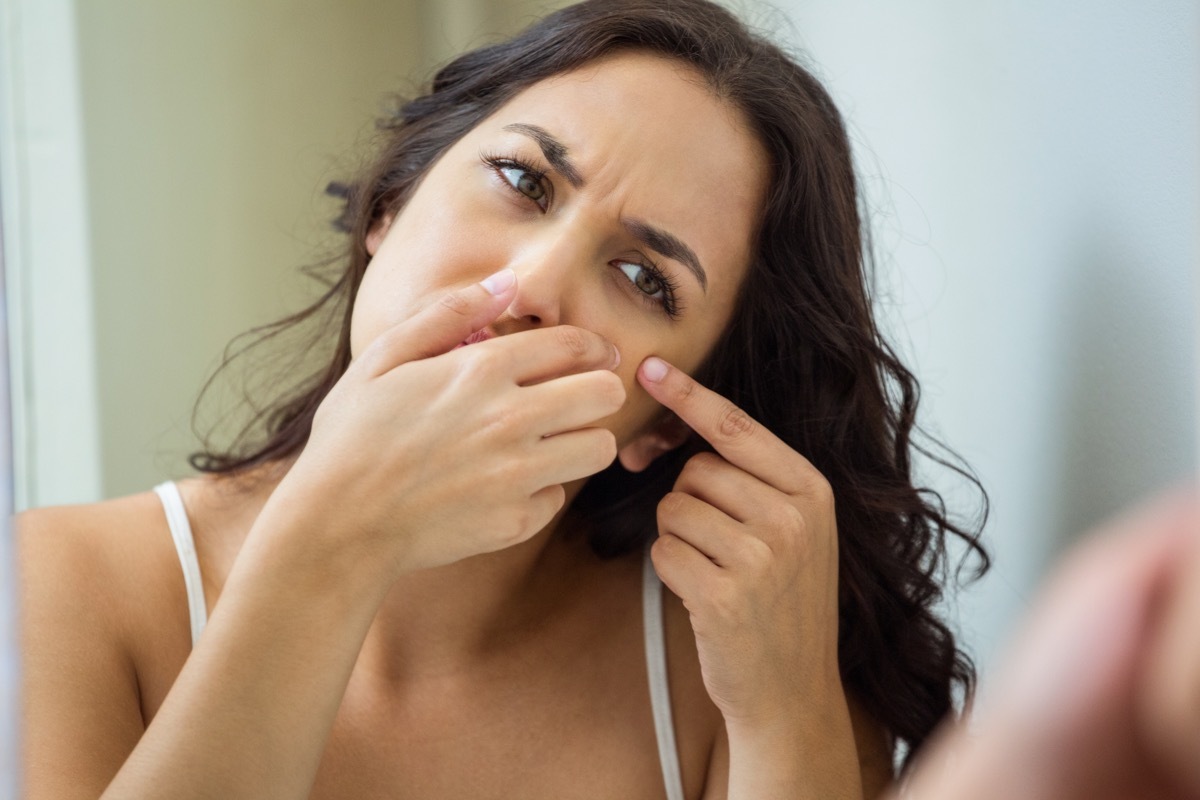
[618,262,664,298]
[492,160,548,208]
[615,260,681,319]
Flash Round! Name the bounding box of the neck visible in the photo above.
[207,458,611,686]
[354,477,598,684]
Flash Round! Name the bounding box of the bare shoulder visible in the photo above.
[15,490,190,797]
[17,491,183,630]
[16,490,192,650]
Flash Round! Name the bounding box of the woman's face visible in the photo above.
[351,50,770,457]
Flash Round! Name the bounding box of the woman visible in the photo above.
[18,1,987,797]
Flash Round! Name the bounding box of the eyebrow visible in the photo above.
[503,123,584,188]
[502,122,709,293]
[620,219,707,294]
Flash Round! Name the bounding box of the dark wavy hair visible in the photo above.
[188,0,989,770]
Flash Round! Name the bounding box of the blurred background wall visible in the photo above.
[2,0,1196,700]
[5,0,570,510]
[764,0,1198,671]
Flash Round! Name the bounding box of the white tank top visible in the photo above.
[153,480,686,800]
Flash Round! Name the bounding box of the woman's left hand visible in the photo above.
[637,355,844,734]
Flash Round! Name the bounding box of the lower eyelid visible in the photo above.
[488,168,547,211]
[482,155,550,206]
[614,262,677,315]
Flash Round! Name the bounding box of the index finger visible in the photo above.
[637,355,808,494]
[483,325,621,386]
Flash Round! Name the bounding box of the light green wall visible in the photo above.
[73,0,567,498]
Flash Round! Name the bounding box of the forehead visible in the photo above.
[471,51,770,296]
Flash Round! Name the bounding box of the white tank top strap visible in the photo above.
[643,544,686,800]
[150,487,684,791]
[153,480,208,647]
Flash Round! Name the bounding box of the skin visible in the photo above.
[342,49,864,795]
[305,47,771,709]
[890,484,1200,800]
[18,50,892,798]
[351,50,763,453]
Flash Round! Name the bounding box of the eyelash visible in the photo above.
[479,150,682,319]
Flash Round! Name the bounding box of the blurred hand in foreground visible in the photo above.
[894,483,1200,800]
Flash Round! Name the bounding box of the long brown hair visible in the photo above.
[189,0,989,768]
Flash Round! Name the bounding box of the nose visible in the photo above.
[503,270,559,327]
[501,234,587,329]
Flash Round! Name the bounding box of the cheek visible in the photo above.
[597,339,693,442]
[349,194,502,358]
[384,190,493,284]
[598,315,731,440]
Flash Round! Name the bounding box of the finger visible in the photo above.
[673,452,779,525]
[485,483,569,552]
[524,426,619,490]
[486,325,621,386]
[656,490,754,569]
[994,507,1185,722]
[903,486,1198,800]
[637,356,808,494]
[672,455,814,561]
[360,269,518,377]
[521,370,626,438]
[518,483,568,542]
[650,531,721,603]
[973,486,1194,778]
[1134,486,1200,794]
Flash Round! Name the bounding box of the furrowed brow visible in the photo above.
[502,122,707,293]
[623,218,708,294]
[502,123,584,189]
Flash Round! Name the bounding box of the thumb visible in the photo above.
[360,269,517,376]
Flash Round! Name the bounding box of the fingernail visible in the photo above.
[642,357,668,382]
[480,268,515,296]
[611,345,621,369]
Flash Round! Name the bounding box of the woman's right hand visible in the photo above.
[264,268,624,580]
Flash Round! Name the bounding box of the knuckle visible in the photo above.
[357,337,393,375]
[690,452,722,472]
[490,457,530,488]
[555,325,589,358]
[545,484,567,517]
[477,407,510,436]
[680,452,720,483]
[514,486,566,543]
[706,579,740,620]
[772,502,806,534]
[505,507,535,546]
[650,533,673,563]
[671,376,698,406]
[735,535,771,569]
[805,473,835,507]
[456,348,504,382]
[658,491,687,519]
[717,403,755,441]
[437,290,473,319]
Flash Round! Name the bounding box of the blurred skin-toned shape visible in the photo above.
[894,483,1200,800]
